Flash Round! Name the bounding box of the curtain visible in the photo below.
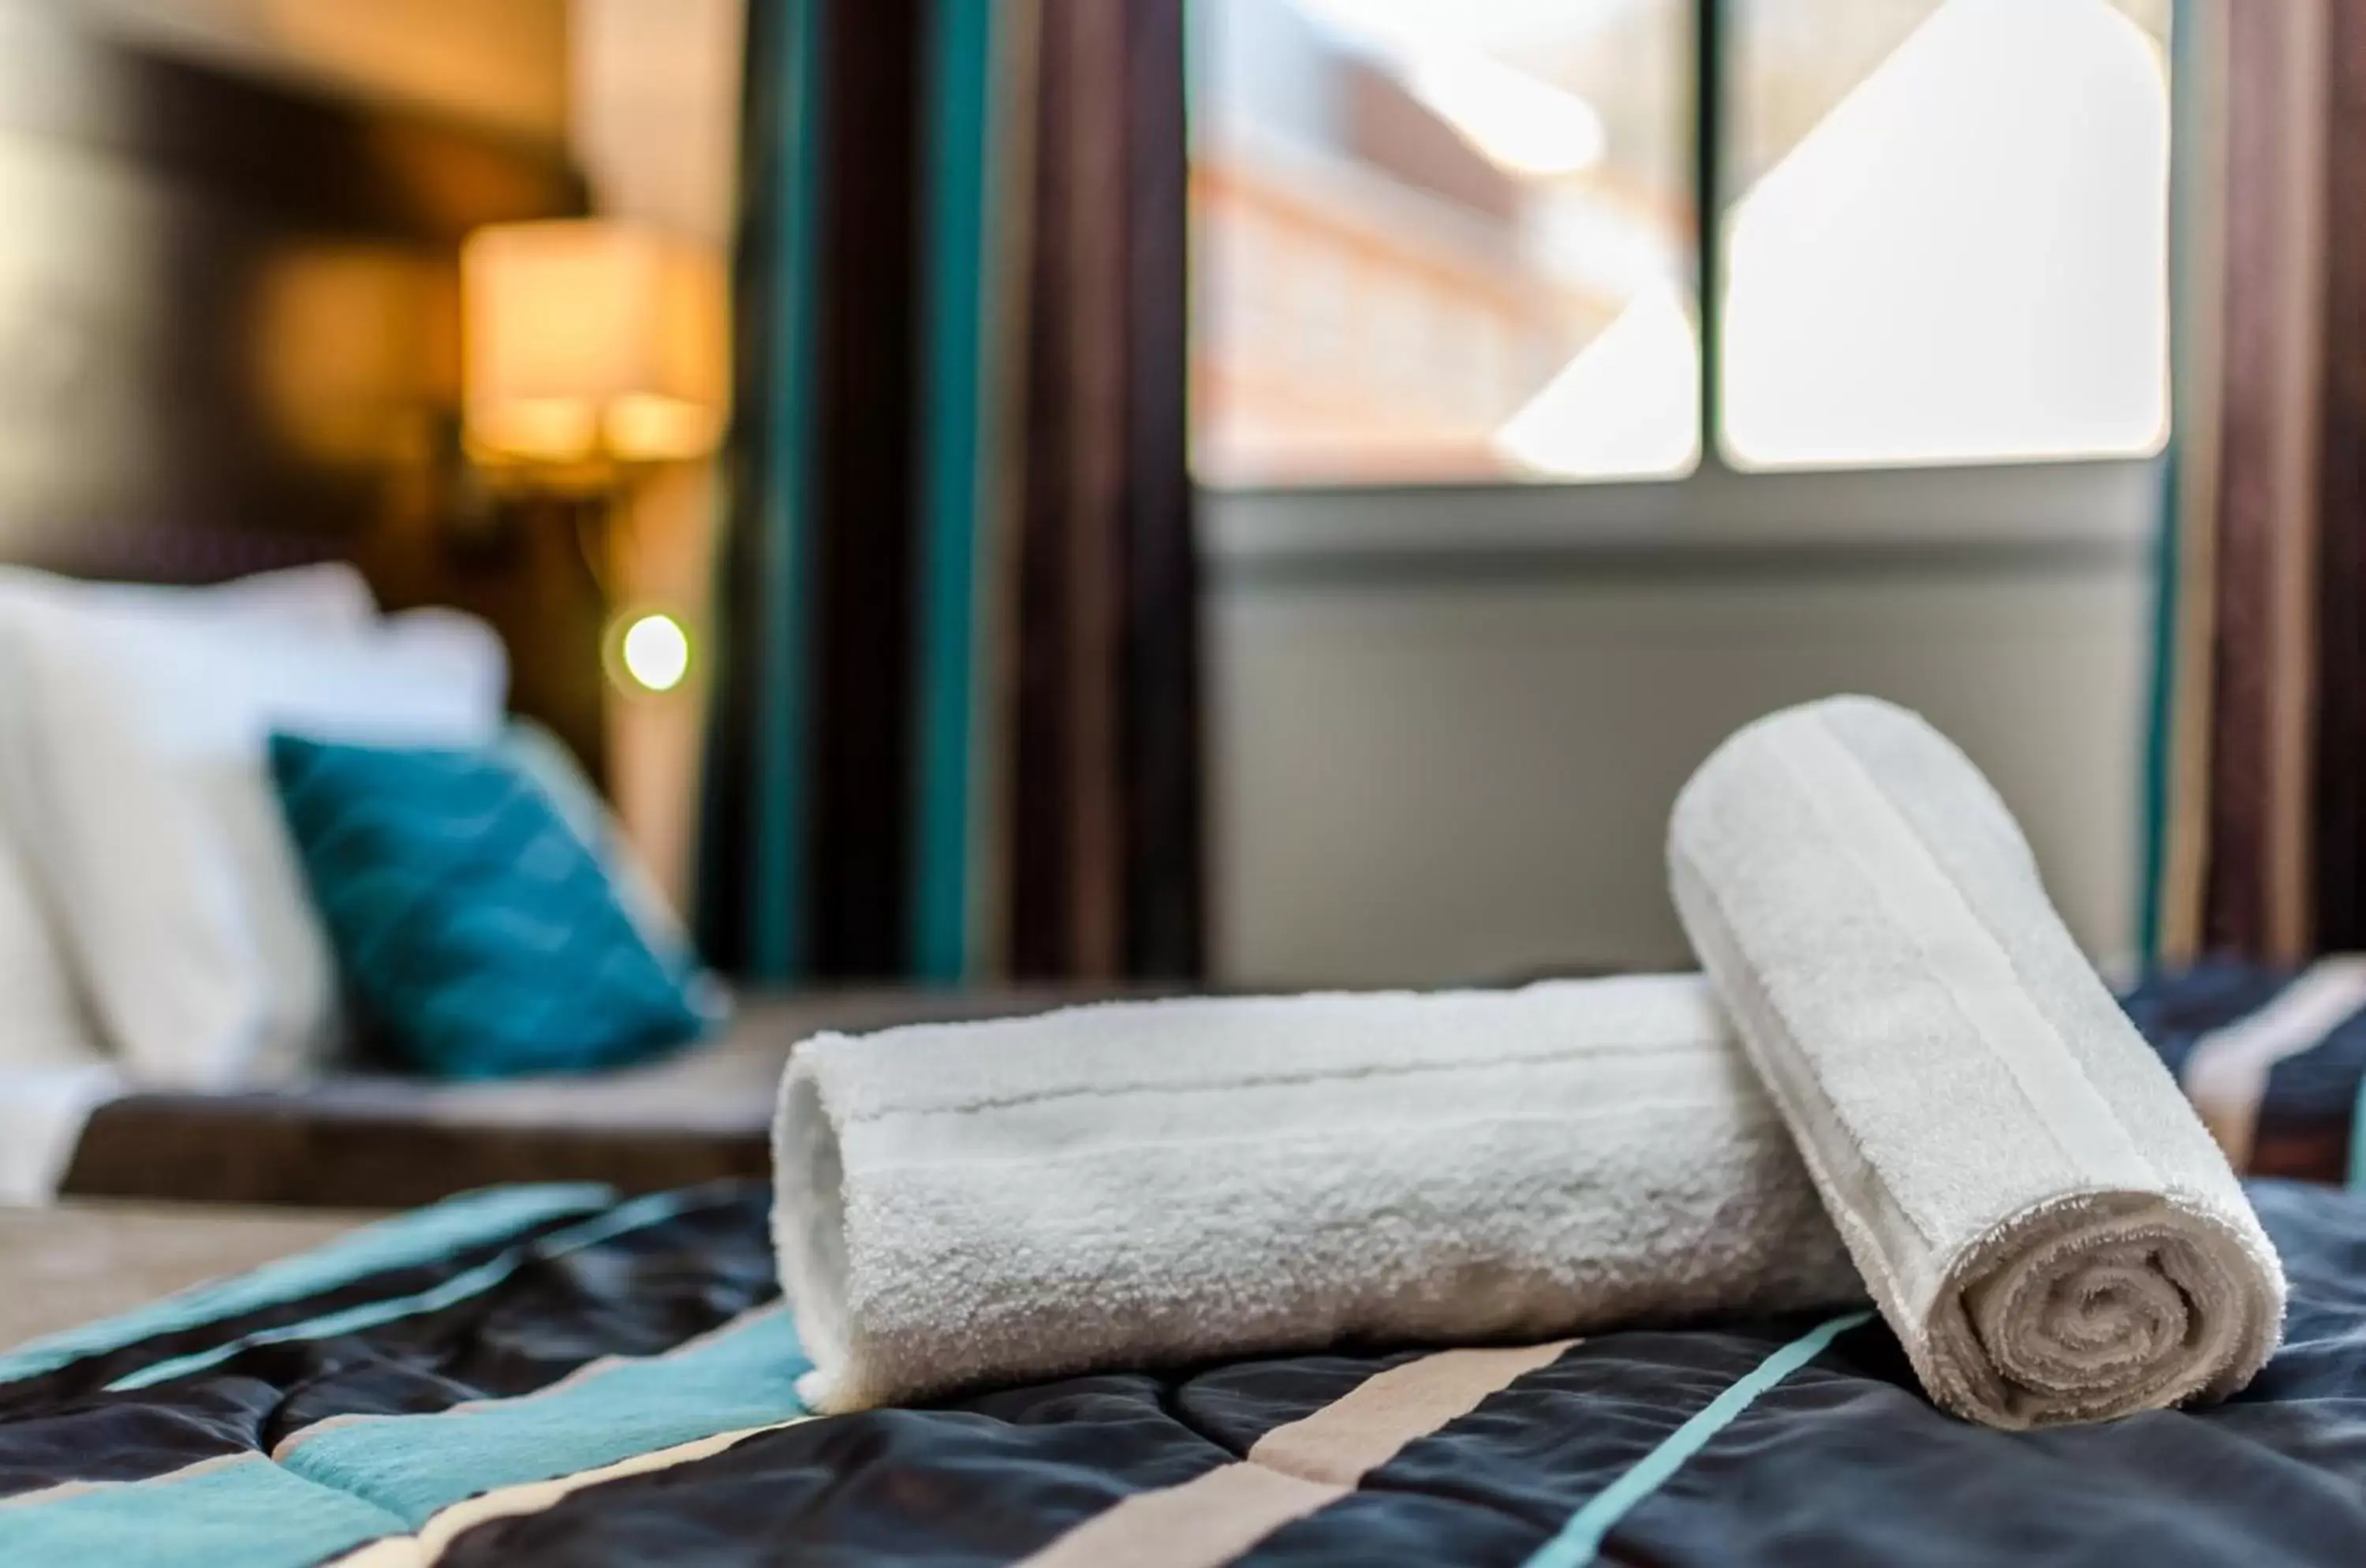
[699,0,824,984]
[2149,0,2366,962]
[701,0,1202,985]
[1004,0,1200,983]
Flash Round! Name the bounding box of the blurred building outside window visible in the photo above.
[1189,0,2175,488]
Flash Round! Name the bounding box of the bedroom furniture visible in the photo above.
[458,217,726,711]
[0,8,1170,1211]
[54,989,1119,1208]
[30,958,2366,1211]
[2,592,510,1089]
[0,3,601,773]
[462,218,730,476]
[4,1175,2364,1565]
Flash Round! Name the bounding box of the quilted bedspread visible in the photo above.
[6,1174,2366,1566]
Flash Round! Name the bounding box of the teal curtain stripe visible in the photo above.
[277,1306,808,1526]
[910,0,1000,982]
[1694,0,1725,462]
[0,1183,614,1389]
[0,1454,405,1568]
[2138,0,2197,965]
[749,0,830,981]
[107,1186,733,1393]
[1520,1309,1875,1568]
[2140,448,2178,964]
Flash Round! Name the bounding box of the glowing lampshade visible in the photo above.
[463,219,729,468]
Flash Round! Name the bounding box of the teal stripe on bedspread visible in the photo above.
[0,1454,404,1567]
[108,1185,733,1392]
[274,1305,808,1525]
[1520,1309,1875,1568]
[0,1186,789,1566]
[0,1182,615,1387]
[2350,1074,2366,1192]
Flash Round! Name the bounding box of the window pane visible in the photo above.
[1720,0,2173,469]
[1189,0,1697,487]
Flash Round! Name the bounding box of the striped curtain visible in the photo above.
[700,0,1201,986]
[2149,0,2366,963]
[1003,0,1200,983]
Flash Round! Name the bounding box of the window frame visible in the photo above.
[1194,0,2185,559]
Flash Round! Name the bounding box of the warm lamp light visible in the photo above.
[462,219,729,472]
[617,610,692,693]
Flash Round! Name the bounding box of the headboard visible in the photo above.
[0,4,607,768]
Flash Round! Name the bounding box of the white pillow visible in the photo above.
[0,1061,121,1204]
[0,564,382,1073]
[106,561,380,628]
[0,823,97,1071]
[0,602,506,1088]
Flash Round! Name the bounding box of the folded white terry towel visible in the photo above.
[1670,695,2285,1428]
[772,974,1860,1412]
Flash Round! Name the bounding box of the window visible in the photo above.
[1188,0,2173,488]
[1189,0,1695,486]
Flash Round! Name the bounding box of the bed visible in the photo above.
[0,1172,2360,1566]
[0,9,1148,1212]
[0,6,774,1210]
[52,989,1105,1208]
[0,0,2334,1220]
[17,958,2357,1209]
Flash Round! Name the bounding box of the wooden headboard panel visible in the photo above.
[0,4,607,767]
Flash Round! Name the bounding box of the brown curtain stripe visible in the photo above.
[1117,0,1204,982]
[2157,0,2366,962]
[804,0,924,977]
[2307,0,2366,952]
[2200,0,2328,960]
[1007,0,1202,982]
[1009,0,1129,981]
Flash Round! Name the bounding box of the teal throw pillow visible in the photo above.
[269,731,711,1078]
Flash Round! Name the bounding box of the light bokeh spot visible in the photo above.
[618,611,691,693]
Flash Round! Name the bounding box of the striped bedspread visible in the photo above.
[2125,957,2366,1185]
[8,1174,2366,1565]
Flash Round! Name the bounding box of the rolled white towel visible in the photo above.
[772,975,1860,1413]
[1670,695,2285,1428]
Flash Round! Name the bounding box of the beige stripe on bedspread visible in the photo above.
[1018,1339,1575,1568]
[323,1418,810,1568]
[325,1338,1572,1567]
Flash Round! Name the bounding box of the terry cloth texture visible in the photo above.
[1669,694,2286,1428]
[771,975,1862,1413]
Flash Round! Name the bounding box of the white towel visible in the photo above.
[1670,695,2285,1428]
[771,975,1860,1413]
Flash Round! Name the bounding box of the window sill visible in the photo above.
[1202,456,2163,585]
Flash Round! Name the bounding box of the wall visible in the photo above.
[75,0,740,898]
[567,0,744,909]
[1207,460,2160,987]
[59,0,569,140]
